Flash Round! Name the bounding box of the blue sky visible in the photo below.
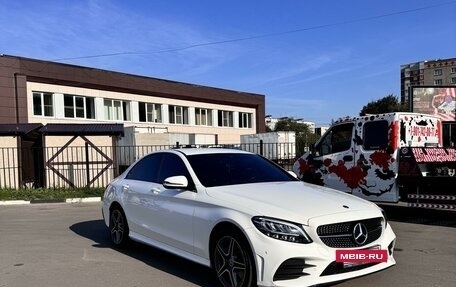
[1,0,455,126]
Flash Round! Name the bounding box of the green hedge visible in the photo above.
[0,188,105,201]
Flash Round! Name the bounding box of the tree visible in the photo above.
[360,94,408,116]
[274,118,310,134]
[273,118,320,149]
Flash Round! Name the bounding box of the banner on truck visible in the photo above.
[412,87,456,121]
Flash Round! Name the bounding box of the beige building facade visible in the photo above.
[0,55,266,189]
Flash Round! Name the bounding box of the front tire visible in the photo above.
[109,206,129,247]
[212,229,256,287]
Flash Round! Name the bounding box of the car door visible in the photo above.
[354,118,399,202]
[314,122,356,193]
[121,153,163,238]
[141,152,196,254]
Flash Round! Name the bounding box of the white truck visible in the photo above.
[293,113,456,210]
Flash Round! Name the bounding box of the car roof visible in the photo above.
[172,148,251,156]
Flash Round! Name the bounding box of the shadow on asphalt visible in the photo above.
[69,207,455,287]
[69,220,217,287]
[377,204,456,228]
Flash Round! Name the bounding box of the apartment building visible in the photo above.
[401,57,456,104]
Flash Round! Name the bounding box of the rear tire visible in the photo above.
[109,206,129,247]
[211,228,256,287]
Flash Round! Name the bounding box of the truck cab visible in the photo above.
[293,113,456,208]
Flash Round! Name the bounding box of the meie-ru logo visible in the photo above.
[336,249,388,263]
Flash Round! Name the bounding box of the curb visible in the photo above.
[0,197,102,206]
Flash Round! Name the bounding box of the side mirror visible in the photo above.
[163,176,188,189]
[309,143,315,152]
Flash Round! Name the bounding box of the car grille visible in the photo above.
[316,217,383,248]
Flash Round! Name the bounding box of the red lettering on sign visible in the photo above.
[408,125,436,138]
[412,148,456,163]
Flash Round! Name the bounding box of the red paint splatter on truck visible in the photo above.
[328,161,367,189]
[370,151,393,170]
[389,121,399,151]
[298,158,310,175]
[323,158,332,167]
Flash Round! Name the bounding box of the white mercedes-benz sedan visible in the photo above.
[102,148,396,287]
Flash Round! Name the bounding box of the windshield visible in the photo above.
[186,153,297,187]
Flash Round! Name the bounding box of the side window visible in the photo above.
[318,133,332,155]
[157,153,191,184]
[316,123,354,155]
[125,154,162,182]
[331,123,354,153]
[363,121,389,150]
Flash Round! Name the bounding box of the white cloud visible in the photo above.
[0,0,241,79]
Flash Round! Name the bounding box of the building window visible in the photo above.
[168,105,189,124]
[64,94,95,119]
[451,77,456,84]
[32,92,54,117]
[139,102,162,123]
[104,99,131,121]
[434,79,442,85]
[239,112,252,128]
[218,110,233,127]
[195,108,212,126]
[451,67,456,74]
[434,69,443,76]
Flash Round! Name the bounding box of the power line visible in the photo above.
[51,1,456,61]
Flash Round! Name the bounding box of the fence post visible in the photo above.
[112,137,118,178]
[85,142,90,188]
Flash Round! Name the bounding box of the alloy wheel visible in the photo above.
[214,235,250,287]
[110,209,125,245]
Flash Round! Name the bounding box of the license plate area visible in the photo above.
[340,245,381,268]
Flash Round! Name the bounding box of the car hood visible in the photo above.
[205,181,378,225]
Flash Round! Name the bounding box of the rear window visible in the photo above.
[186,153,297,187]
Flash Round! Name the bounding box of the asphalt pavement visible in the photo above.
[0,203,455,287]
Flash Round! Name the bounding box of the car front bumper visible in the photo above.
[246,219,396,287]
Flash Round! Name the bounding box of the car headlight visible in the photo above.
[252,216,312,244]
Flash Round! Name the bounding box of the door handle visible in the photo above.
[122,184,129,191]
[343,155,353,161]
[152,187,162,194]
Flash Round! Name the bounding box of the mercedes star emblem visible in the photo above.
[353,223,368,245]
